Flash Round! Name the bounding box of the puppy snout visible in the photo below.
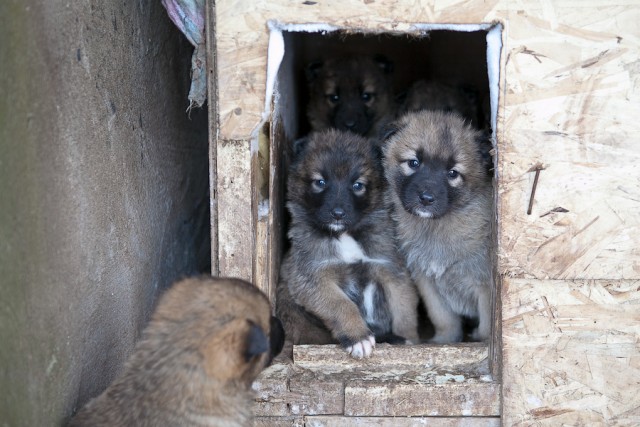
[344,120,356,129]
[419,191,435,206]
[331,207,346,220]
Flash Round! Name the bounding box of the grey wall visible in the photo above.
[0,1,210,425]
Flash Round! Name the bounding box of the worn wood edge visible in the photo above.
[205,0,219,275]
[304,415,501,426]
[293,343,489,371]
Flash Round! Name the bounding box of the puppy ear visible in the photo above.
[244,321,269,362]
[373,54,393,74]
[292,136,310,160]
[475,129,495,177]
[305,61,324,82]
[379,122,400,142]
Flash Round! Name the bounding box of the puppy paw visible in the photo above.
[345,335,376,359]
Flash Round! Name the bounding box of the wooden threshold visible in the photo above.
[253,343,500,420]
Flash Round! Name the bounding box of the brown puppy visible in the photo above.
[305,55,396,138]
[400,80,481,129]
[277,129,418,358]
[382,111,494,344]
[70,276,285,427]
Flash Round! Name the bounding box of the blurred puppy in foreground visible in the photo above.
[70,276,284,427]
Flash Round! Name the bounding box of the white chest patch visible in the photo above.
[335,233,368,263]
[362,282,377,324]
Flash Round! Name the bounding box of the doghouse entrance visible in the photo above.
[265,24,500,339]
[252,22,503,421]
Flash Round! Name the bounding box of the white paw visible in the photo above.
[346,336,376,359]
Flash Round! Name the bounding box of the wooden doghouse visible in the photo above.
[206,1,640,425]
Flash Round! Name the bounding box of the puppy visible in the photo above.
[277,129,419,359]
[382,110,494,344]
[305,55,395,138]
[70,276,285,427]
[400,80,481,129]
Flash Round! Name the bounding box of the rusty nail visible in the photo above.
[527,168,541,215]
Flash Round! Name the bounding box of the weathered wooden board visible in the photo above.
[304,416,501,427]
[502,278,640,425]
[216,139,253,281]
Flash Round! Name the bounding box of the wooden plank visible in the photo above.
[216,139,253,281]
[294,343,489,372]
[288,371,345,416]
[205,0,218,275]
[344,381,501,417]
[502,278,640,425]
[305,416,501,427]
[253,363,292,417]
[253,123,270,297]
[255,417,303,427]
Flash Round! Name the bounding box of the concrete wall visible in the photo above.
[0,1,210,425]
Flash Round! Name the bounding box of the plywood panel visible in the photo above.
[502,278,640,425]
[497,4,640,280]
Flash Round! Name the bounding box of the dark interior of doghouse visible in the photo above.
[272,29,492,342]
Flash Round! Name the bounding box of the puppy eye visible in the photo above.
[314,179,327,188]
[352,181,365,193]
[361,92,374,102]
[327,94,340,103]
[407,159,420,169]
[447,170,459,179]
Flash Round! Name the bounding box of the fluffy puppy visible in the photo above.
[305,55,396,138]
[70,276,285,427]
[382,110,494,344]
[277,129,418,358]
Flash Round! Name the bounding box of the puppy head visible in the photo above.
[149,276,284,387]
[288,129,383,234]
[306,55,394,136]
[382,110,490,219]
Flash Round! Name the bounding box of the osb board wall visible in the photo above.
[212,0,640,423]
[502,278,639,425]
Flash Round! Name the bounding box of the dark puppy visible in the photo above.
[382,111,494,343]
[70,276,284,427]
[306,55,395,138]
[400,80,481,128]
[277,129,418,358]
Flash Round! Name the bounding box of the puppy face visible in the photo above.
[382,111,490,219]
[288,129,383,234]
[306,55,394,137]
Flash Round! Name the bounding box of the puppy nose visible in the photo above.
[419,191,435,205]
[331,208,346,219]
